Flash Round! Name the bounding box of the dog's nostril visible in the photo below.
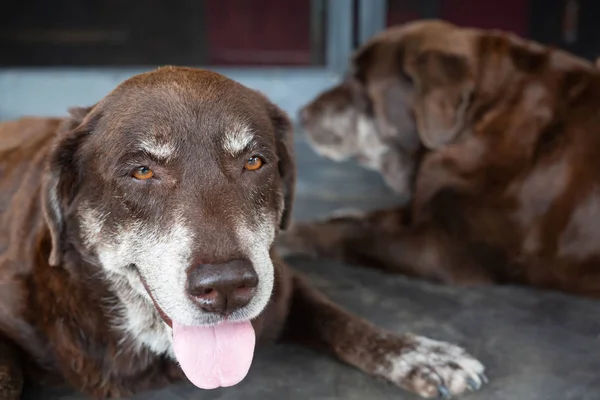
[202,288,214,295]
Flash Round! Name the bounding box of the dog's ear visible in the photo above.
[408,50,474,150]
[43,105,95,266]
[351,40,421,152]
[267,103,296,230]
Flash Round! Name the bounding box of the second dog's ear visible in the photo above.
[408,50,474,150]
[352,39,421,152]
[42,105,96,266]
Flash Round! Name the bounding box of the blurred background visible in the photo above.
[0,0,597,219]
[0,0,597,120]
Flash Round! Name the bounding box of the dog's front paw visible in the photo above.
[378,335,487,399]
[276,214,366,259]
[275,223,320,258]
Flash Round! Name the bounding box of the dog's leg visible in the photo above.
[282,273,487,399]
[276,207,491,284]
[276,206,406,260]
[0,335,23,400]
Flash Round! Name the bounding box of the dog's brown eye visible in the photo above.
[132,166,154,180]
[244,156,264,171]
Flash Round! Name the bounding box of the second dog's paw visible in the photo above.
[275,224,319,258]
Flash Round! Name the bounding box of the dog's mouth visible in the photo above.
[136,268,256,390]
[354,154,371,165]
[307,139,353,163]
[137,270,173,327]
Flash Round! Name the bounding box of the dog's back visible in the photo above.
[0,117,58,307]
[0,117,58,210]
[0,118,63,383]
[405,25,600,294]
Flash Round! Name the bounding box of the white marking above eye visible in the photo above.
[223,123,255,156]
[140,139,175,160]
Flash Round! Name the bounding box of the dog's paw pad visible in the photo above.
[380,335,486,398]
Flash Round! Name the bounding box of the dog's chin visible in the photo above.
[304,130,355,163]
[354,153,379,169]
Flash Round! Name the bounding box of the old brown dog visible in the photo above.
[0,67,486,399]
[283,19,600,297]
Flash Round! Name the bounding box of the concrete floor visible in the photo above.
[20,131,600,400]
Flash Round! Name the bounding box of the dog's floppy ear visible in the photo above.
[408,50,475,150]
[43,105,96,266]
[267,103,296,230]
[352,40,421,152]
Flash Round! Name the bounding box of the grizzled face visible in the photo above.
[42,67,296,330]
[298,79,374,163]
[298,74,420,197]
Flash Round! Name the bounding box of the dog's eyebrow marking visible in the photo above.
[223,123,255,156]
[140,139,176,161]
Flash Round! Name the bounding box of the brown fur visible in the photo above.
[283,20,600,298]
[0,67,485,399]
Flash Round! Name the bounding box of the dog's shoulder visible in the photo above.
[0,117,60,254]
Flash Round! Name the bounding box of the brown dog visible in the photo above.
[282,20,600,298]
[0,67,486,399]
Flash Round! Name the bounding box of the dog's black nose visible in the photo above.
[186,259,258,314]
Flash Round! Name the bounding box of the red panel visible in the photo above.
[440,0,529,37]
[204,0,313,66]
[386,0,529,37]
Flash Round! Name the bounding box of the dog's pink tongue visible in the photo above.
[172,321,255,389]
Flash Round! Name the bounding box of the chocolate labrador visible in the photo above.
[281,20,600,298]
